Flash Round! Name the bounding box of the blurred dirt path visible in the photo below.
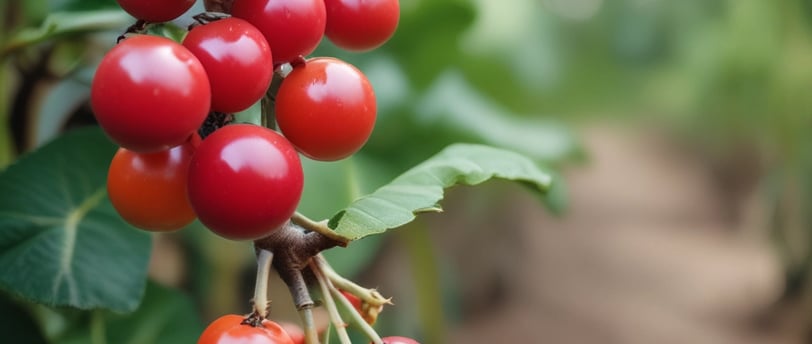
[430,125,792,344]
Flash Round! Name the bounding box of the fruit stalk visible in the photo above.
[313,255,384,344]
[310,259,352,344]
[298,306,319,344]
[252,249,273,318]
[204,0,234,13]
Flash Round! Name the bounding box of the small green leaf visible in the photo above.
[328,144,554,240]
[0,128,151,312]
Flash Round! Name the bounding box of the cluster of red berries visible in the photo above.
[94,0,394,241]
[95,0,419,342]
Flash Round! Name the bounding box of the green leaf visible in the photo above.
[417,70,582,163]
[328,144,554,240]
[2,10,131,57]
[33,71,91,147]
[0,128,151,312]
[58,282,204,344]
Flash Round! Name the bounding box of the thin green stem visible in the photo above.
[310,260,352,344]
[260,72,285,129]
[291,212,349,246]
[252,249,273,318]
[0,58,12,168]
[90,310,106,344]
[313,256,383,344]
[299,306,319,344]
[260,92,270,128]
[400,221,446,343]
[317,255,389,308]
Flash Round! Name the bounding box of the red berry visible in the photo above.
[183,17,274,113]
[232,0,326,65]
[199,315,295,344]
[107,138,197,231]
[325,0,400,51]
[116,0,195,22]
[91,35,210,153]
[275,57,376,161]
[379,336,420,344]
[187,124,303,240]
[340,290,362,314]
[278,322,305,344]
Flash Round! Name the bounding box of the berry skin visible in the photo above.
[325,0,400,51]
[278,322,305,344]
[379,336,420,344]
[107,138,198,231]
[187,124,303,240]
[340,290,363,314]
[183,17,274,113]
[198,314,294,344]
[275,57,376,161]
[231,0,326,65]
[116,0,195,22]
[91,35,211,153]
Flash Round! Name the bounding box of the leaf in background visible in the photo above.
[34,74,90,147]
[0,128,151,312]
[49,0,120,12]
[0,293,47,343]
[299,155,396,220]
[2,10,131,57]
[58,282,204,344]
[417,70,582,163]
[328,144,554,240]
[386,0,476,88]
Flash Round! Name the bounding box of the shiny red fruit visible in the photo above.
[198,315,294,344]
[278,322,305,344]
[116,0,195,22]
[275,57,376,161]
[107,138,198,231]
[232,0,326,65]
[183,17,273,113]
[379,336,420,344]
[325,0,400,51]
[91,35,210,153]
[187,124,303,240]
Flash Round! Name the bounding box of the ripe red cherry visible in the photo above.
[275,57,376,161]
[231,0,326,65]
[324,0,400,51]
[187,124,303,240]
[379,336,420,344]
[183,17,273,113]
[340,290,363,314]
[198,314,294,344]
[107,138,198,231]
[91,35,210,153]
[278,322,305,344]
[116,0,195,22]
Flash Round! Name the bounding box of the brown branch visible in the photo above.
[204,0,235,13]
